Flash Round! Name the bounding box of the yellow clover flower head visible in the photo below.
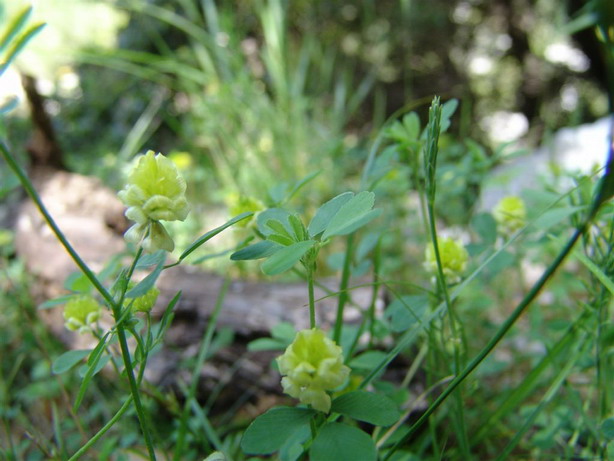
[276,328,350,413]
[424,237,468,283]
[63,295,102,333]
[131,286,160,313]
[118,150,190,252]
[493,196,526,236]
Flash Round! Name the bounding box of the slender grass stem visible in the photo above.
[422,98,470,457]
[333,234,353,343]
[0,142,156,459]
[308,268,316,328]
[68,397,133,461]
[368,238,381,347]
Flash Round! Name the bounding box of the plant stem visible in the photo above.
[368,238,381,347]
[68,397,133,461]
[308,267,316,328]
[422,98,469,456]
[333,234,353,343]
[0,142,157,459]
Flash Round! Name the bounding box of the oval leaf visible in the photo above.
[308,192,354,238]
[331,391,400,427]
[261,240,315,275]
[309,422,376,461]
[322,191,378,239]
[241,406,316,455]
[257,208,293,236]
[52,349,91,375]
[135,250,166,269]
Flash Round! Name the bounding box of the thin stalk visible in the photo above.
[308,267,316,328]
[0,142,156,459]
[377,375,453,449]
[110,307,157,459]
[383,223,587,460]
[68,397,133,461]
[423,98,469,456]
[368,238,382,347]
[333,234,354,343]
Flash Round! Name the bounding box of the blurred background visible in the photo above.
[2,0,610,284]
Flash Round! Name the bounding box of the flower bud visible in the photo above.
[493,196,526,236]
[276,328,350,413]
[118,150,189,223]
[424,237,468,283]
[63,295,102,334]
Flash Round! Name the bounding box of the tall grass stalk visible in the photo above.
[0,141,157,460]
[422,97,470,457]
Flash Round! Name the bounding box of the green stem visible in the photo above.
[308,268,316,329]
[368,239,382,347]
[0,142,156,459]
[110,301,157,460]
[68,397,133,461]
[333,234,354,343]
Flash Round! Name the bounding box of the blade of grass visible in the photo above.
[0,6,32,53]
[0,23,45,74]
[0,141,157,459]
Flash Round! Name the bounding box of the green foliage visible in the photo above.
[309,422,377,461]
[330,390,400,426]
[1,1,614,459]
[241,406,316,455]
[232,190,379,276]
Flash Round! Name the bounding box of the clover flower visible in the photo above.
[118,150,189,252]
[276,328,350,413]
[493,196,526,236]
[424,237,468,283]
[63,295,102,333]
